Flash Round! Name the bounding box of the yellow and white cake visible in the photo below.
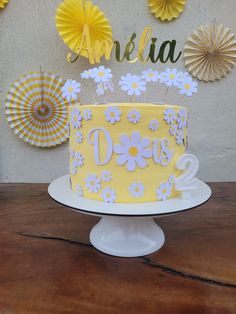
[69,103,188,203]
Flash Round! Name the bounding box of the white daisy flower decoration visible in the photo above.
[61,79,81,101]
[74,152,84,168]
[76,184,84,197]
[149,119,159,131]
[69,148,75,158]
[177,109,188,129]
[141,69,159,82]
[156,182,172,201]
[177,71,190,82]
[168,175,176,185]
[86,174,101,193]
[83,109,92,121]
[128,182,145,198]
[104,80,114,92]
[104,106,122,124]
[159,68,180,87]
[114,131,152,172]
[91,66,113,83]
[169,123,178,136]
[101,170,112,183]
[178,77,198,97]
[163,108,176,125]
[70,108,82,129]
[70,161,78,175]
[127,109,141,124]
[76,131,83,144]
[176,129,184,145]
[119,73,146,96]
[96,83,105,96]
[80,69,93,79]
[101,187,116,203]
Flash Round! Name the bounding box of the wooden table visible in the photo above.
[0,183,235,314]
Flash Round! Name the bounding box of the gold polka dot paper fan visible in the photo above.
[184,24,236,82]
[148,0,186,21]
[56,0,113,60]
[5,72,77,147]
[0,0,8,9]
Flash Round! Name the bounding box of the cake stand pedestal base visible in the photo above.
[90,216,165,257]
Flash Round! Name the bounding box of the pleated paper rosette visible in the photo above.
[0,0,8,9]
[56,0,113,60]
[148,0,186,21]
[5,72,76,147]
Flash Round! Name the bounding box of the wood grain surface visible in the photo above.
[0,183,235,314]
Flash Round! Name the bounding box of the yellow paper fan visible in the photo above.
[5,72,77,147]
[0,0,8,9]
[56,0,113,61]
[184,24,236,82]
[148,0,186,21]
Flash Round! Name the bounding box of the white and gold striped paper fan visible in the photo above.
[5,72,75,147]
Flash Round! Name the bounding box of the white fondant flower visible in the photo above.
[177,109,188,129]
[86,174,101,193]
[119,73,146,96]
[176,129,184,145]
[156,182,172,201]
[127,109,141,124]
[178,77,198,97]
[76,131,83,144]
[90,66,113,83]
[101,187,116,203]
[70,108,82,129]
[141,69,159,82]
[69,148,75,158]
[83,109,92,121]
[104,106,122,124]
[177,71,190,82]
[96,83,105,96]
[76,184,84,197]
[114,131,152,172]
[149,119,159,131]
[101,170,112,182]
[128,182,145,198]
[61,79,81,101]
[80,69,93,79]
[159,68,180,87]
[169,122,178,136]
[74,151,84,168]
[168,175,176,185]
[70,161,77,175]
[163,108,176,124]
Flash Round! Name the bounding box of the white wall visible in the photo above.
[0,0,236,183]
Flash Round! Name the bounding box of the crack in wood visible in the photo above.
[16,232,92,247]
[142,257,236,289]
[16,232,236,289]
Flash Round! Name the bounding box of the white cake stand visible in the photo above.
[48,175,211,258]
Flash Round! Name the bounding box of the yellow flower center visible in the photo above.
[184,83,190,90]
[134,187,139,192]
[98,71,105,77]
[131,82,138,89]
[68,86,74,93]
[129,146,138,157]
[106,193,111,198]
[91,181,95,186]
[110,112,115,117]
[148,73,154,77]
[162,188,167,194]
[169,74,175,79]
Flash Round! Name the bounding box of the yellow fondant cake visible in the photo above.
[69,103,188,203]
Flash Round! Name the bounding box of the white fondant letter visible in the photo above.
[153,138,173,166]
[87,127,113,165]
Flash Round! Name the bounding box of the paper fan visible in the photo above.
[148,0,186,21]
[0,0,8,9]
[56,0,113,61]
[184,24,236,82]
[5,72,76,147]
